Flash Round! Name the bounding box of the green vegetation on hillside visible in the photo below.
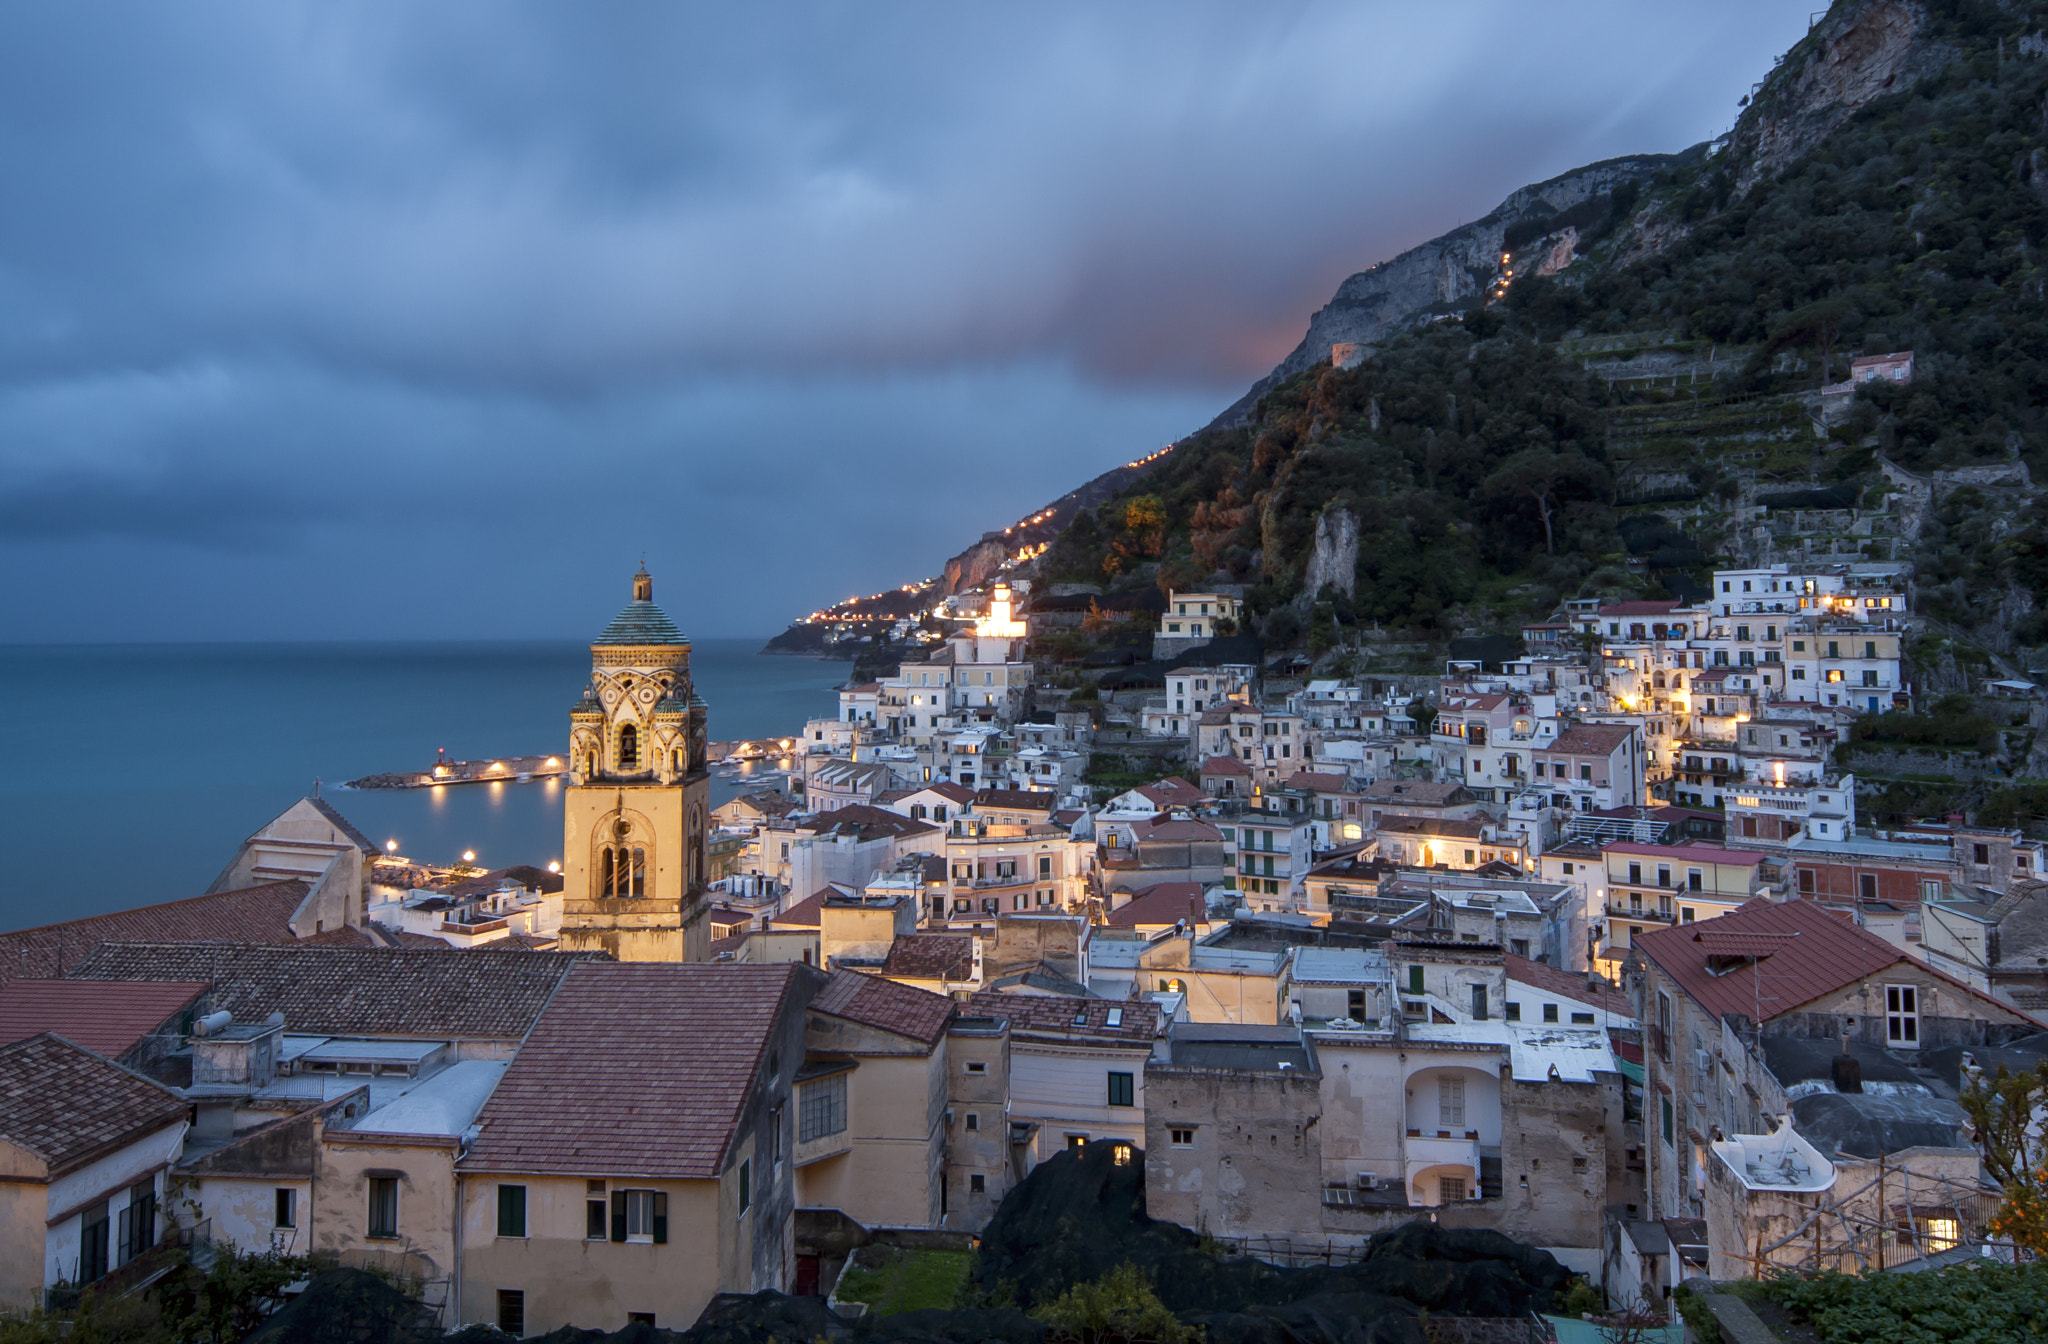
[1049,0,2048,651]
[1766,1257,2048,1343]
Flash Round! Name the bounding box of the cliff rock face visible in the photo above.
[1301,507,1360,602]
[1208,154,1680,427]
[1729,0,1949,193]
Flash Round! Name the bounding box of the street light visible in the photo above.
[463,850,476,864]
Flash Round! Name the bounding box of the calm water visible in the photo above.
[0,640,846,932]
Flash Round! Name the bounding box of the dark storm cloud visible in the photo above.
[0,2,1812,638]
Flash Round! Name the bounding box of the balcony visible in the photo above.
[1608,904,1676,925]
[794,1126,853,1167]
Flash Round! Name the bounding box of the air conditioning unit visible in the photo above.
[1354,1172,1378,1191]
[1694,1049,1713,1075]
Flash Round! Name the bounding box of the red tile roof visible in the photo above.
[1105,883,1206,929]
[1200,756,1251,776]
[1503,956,1632,1019]
[771,891,832,928]
[462,962,805,1180]
[0,1034,188,1173]
[0,881,370,988]
[813,969,954,1044]
[1137,778,1206,808]
[972,789,1057,813]
[1636,900,2039,1026]
[964,992,1160,1044]
[1138,818,1224,843]
[1284,771,1351,793]
[880,935,975,984]
[1542,724,1637,756]
[0,980,207,1057]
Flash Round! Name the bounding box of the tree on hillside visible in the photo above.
[1960,1057,2048,1253]
[1771,294,1858,386]
[1483,450,1606,554]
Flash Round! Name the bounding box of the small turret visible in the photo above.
[633,566,653,603]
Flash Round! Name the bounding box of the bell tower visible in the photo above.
[557,566,712,962]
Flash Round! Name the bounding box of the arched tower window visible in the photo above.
[629,847,647,897]
[598,847,615,897]
[689,805,705,888]
[671,748,683,775]
[619,724,639,770]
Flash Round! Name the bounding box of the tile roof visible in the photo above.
[771,891,830,928]
[1284,771,1351,793]
[1504,955,1633,1018]
[0,980,207,1057]
[65,943,590,1041]
[972,789,1057,812]
[1105,883,1206,928]
[1138,818,1224,843]
[590,597,689,646]
[1138,778,1207,808]
[813,969,954,1044]
[1635,900,2038,1026]
[1543,724,1637,755]
[964,992,1160,1044]
[922,782,977,804]
[1379,817,1488,840]
[0,1034,188,1173]
[1200,755,1251,776]
[806,804,940,842]
[881,935,975,983]
[461,962,803,1179]
[0,881,371,988]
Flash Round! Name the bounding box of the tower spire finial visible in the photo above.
[633,561,652,603]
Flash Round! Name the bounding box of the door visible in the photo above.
[794,1255,820,1296]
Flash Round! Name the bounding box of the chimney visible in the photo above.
[1831,1053,1863,1093]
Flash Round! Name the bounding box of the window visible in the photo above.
[1886,984,1919,1047]
[618,724,639,769]
[965,1061,987,1074]
[1799,868,1816,894]
[275,1188,297,1230]
[587,1181,608,1240]
[80,1200,110,1282]
[1112,1142,1134,1166]
[1038,855,1052,878]
[1860,873,1878,901]
[1579,764,1592,781]
[1107,1072,1135,1107]
[1661,1096,1674,1145]
[497,1184,527,1238]
[498,1291,525,1336]
[799,1073,847,1142]
[1542,1003,1559,1023]
[117,1179,157,1264]
[970,1174,986,1193]
[1170,1128,1195,1147]
[1973,843,1990,866]
[1438,1076,1465,1128]
[613,1189,668,1241]
[964,1112,979,1131]
[737,1161,751,1217]
[1439,1176,1466,1202]
[1628,862,1642,884]
[1407,965,1425,995]
[1510,939,1529,958]
[628,1315,656,1327]
[367,1177,399,1239]
[1505,1002,1521,1021]
[1571,1011,1596,1025]
[1470,985,1487,1021]
[1067,1134,1087,1152]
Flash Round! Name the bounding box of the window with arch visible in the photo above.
[597,845,647,898]
[618,725,639,770]
[671,748,683,775]
[688,806,705,886]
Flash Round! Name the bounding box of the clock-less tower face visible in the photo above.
[558,568,712,963]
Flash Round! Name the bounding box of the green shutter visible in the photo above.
[611,1191,627,1242]
[497,1185,526,1238]
[652,1192,668,1244]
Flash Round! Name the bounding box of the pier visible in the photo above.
[347,751,567,790]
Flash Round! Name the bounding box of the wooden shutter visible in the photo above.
[652,1192,668,1244]
[611,1191,627,1242]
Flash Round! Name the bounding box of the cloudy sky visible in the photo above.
[0,2,1813,641]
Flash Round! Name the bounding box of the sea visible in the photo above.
[0,640,849,934]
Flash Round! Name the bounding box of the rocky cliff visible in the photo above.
[1205,153,1686,428]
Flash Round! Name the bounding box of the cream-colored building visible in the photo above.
[559,568,715,963]
[796,971,954,1228]
[1156,591,1242,641]
[456,962,813,1335]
